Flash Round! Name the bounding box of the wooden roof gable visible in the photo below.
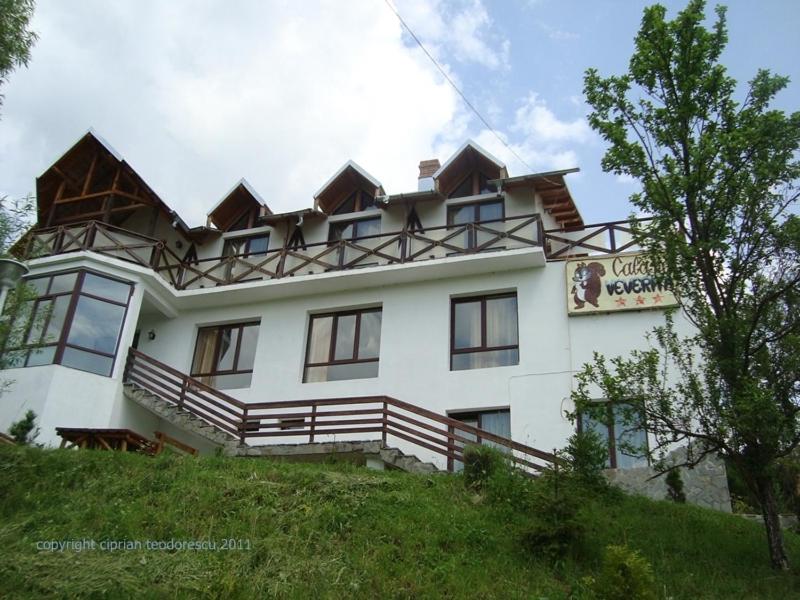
[433,140,508,196]
[313,161,384,215]
[35,130,189,233]
[207,179,272,231]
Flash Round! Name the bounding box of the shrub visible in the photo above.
[563,429,609,488]
[665,468,686,503]
[591,545,657,600]
[462,444,509,491]
[519,466,586,562]
[520,490,584,562]
[8,410,39,445]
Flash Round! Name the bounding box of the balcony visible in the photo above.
[21,214,546,290]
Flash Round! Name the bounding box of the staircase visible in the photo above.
[123,383,239,449]
[123,348,559,474]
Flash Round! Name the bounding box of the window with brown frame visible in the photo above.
[191,321,260,390]
[451,293,518,371]
[328,217,381,243]
[328,217,382,268]
[447,408,511,471]
[223,233,270,258]
[578,403,649,469]
[3,270,133,377]
[332,189,376,215]
[446,199,504,251]
[303,308,382,382]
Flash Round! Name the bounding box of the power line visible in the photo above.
[383,0,533,173]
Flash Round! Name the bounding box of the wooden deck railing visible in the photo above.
[123,348,558,473]
[543,217,653,260]
[22,216,657,282]
[22,215,544,290]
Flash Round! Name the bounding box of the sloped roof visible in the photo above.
[207,178,272,230]
[313,160,385,214]
[35,129,193,234]
[494,168,583,228]
[433,139,508,195]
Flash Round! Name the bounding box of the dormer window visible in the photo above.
[207,180,272,232]
[314,161,384,215]
[449,171,495,199]
[332,189,376,215]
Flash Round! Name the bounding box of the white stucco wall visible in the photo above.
[3,177,686,468]
[1,245,688,468]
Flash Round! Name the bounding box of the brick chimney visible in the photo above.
[418,159,440,191]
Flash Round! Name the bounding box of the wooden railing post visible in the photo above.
[399,230,407,263]
[84,221,97,250]
[277,248,287,278]
[178,377,188,410]
[240,406,248,445]
[309,404,317,443]
[381,400,388,447]
[337,240,345,269]
[150,242,163,270]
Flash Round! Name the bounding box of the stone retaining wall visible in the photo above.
[604,446,732,513]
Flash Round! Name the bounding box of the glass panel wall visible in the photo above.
[2,270,133,376]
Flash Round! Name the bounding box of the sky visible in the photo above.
[0,0,798,227]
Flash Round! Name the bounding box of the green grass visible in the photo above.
[0,446,798,599]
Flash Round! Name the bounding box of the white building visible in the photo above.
[0,131,686,475]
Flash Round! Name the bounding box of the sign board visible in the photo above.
[566,252,678,316]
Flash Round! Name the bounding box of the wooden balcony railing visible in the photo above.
[22,215,544,290]
[543,217,653,260]
[21,216,657,288]
[123,348,558,473]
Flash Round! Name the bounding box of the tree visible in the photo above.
[578,0,800,570]
[8,409,38,444]
[0,0,38,111]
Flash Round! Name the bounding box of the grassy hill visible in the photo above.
[1,446,799,599]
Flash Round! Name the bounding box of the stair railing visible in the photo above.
[124,348,559,472]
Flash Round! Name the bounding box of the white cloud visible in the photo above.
[0,0,507,226]
[513,92,591,144]
[538,23,580,42]
[443,92,593,176]
[394,0,510,70]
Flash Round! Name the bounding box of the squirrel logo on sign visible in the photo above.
[571,262,605,309]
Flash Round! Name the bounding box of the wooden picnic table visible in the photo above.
[56,427,198,456]
[56,428,155,452]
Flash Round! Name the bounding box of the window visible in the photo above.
[4,270,133,376]
[451,293,518,371]
[579,403,649,469]
[332,189,376,215]
[448,171,495,199]
[191,322,260,390]
[223,233,270,258]
[446,200,504,251]
[448,408,511,471]
[304,308,382,382]
[328,217,382,268]
[328,217,381,242]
